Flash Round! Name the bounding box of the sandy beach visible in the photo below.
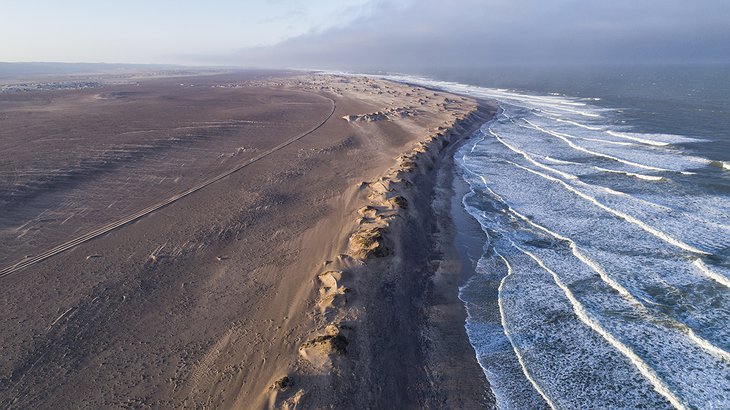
[0,71,495,408]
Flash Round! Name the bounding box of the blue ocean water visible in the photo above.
[383,66,730,409]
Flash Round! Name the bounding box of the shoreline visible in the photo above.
[425,105,497,408]
[276,82,498,407]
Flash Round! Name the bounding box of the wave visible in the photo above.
[495,251,557,409]
[577,136,636,146]
[607,130,705,145]
[378,74,607,118]
[593,166,664,181]
[488,236,675,407]
[476,178,730,362]
[468,123,729,255]
[507,159,707,254]
[508,241,686,409]
[488,128,578,180]
[473,125,730,254]
[693,259,730,289]
[462,167,730,400]
[543,156,579,165]
[476,180,642,305]
[606,131,671,146]
[555,118,604,130]
[521,119,677,173]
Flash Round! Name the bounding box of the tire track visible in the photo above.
[0,96,336,279]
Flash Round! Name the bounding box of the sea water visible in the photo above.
[383,65,730,409]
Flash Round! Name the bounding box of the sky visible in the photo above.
[2,0,729,69]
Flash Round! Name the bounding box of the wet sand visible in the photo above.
[0,71,495,408]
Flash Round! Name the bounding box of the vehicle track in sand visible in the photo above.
[0,95,336,279]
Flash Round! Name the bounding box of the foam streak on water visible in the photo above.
[495,251,556,409]
[380,74,730,408]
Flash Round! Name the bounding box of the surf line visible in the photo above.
[493,139,668,205]
[508,240,687,410]
[593,166,664,181]
[480,179,730,362]
[494,251,557,410]
[504,160,707,255]
[475,126,702,255]
[481,90,601,117]
[488,129,577,181]
[486,127,674,209]
[481,181,638,304]
[554,117,603,131]
[463,127,710,256]
[520,119,675,173]
[606,130,670,147]
[693,259,730,289]
[507,113,632,148]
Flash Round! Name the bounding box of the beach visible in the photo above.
[0,71,496,408]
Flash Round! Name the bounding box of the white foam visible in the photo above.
[524,216,730,363]
[593,166,664,181]
[506,160,708,255]
[509,241,687,410]
[495,252,557,409]
[464,130,730,255]
[378,74,605,118]
[459,153,730,407]
[489,128,578,180]
[543,156,579,165]
[603,187,628,196]
[480,182,730,362]
[522,119,675,173]
[606,131,671,146]
[482,90,599,116]
[607,130,705,145]
[504,196,638,303]
[504,112,632,146]
[555,118,604,130]
[458,257,550,409]
[693,259,730,289]
[578,137,636,146]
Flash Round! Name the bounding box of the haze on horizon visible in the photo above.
[3,0,730,71]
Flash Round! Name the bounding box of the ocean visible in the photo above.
[383,65,730,409]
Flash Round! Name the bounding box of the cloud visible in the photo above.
[222,0,730,69]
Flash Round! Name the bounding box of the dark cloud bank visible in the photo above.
[225,0,730,71]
